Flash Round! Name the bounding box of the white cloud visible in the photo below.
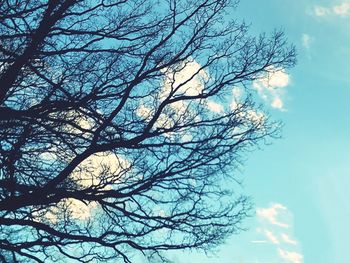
[313,5,329,16]
[263,229,280,244]
[137,59,209,134]
[49,110,95,139]
[232,87,242,99]
[253,67,290,111]
[230,100,240,111]
[136,101,187,131]
[36,152,131,222]
[271,97,284,110]
[36,198,98,223]
[230,88,242,111]
[161,59,208,98]
[207,100,224,113]
[256,229,298,246]
[181,133,193,142]
[312,2,350,17]
[136,104,153,120]
[72,152,130,189]
[254,68,289,89]
[246,109,265,125]
[281,233,298,245]
[301,34,313,49]
[65,198,97,220]
[333,2,350,16]
[234,108,265,130]
[266,70,289,88]
[251,203,303,263]
[230,87,265,126]
[256,203,289,228]
[278,248,303,263]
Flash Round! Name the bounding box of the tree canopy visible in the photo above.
[0,0,295,262]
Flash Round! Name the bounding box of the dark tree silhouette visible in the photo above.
[0,0,295,262]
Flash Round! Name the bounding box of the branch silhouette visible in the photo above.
[0,0,295,262]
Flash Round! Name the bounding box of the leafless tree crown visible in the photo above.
[0,0,295,262]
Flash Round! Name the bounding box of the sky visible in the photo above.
[3,1,350,262]
[163,0,350,262]
[41,1,348,262]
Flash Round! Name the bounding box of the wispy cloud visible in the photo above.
[278,248,303,263]
[253,67,290,111]
[206,100,224,113]
[256,203,289,228]
[312,2,350,17]
[271,97,284,110]
[333,2,350,16]
[281,233,298,245]
[253,203,303,262]
[301,34,313,49]
[313,5,330,16]
[263,229,280,244]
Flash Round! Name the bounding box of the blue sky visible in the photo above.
[4,1,350,262]
[163,1,350,262]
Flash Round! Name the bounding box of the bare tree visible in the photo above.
[0,0,295,262]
